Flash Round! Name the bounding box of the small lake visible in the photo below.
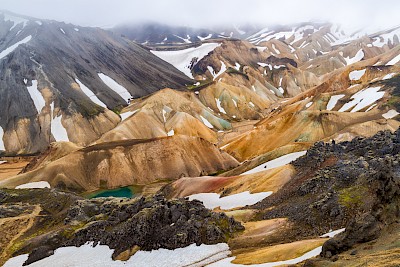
[87,186,142,199]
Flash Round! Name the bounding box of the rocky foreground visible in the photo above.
[0,190,243,265]
[252,129,400,265]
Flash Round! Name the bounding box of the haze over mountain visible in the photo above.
[0,2,400,267]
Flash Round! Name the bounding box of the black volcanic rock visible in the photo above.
[0,189,243,265]
[254,129,400,246]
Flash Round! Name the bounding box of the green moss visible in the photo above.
[339,185,368,208]
[186,80,214,90]
[226,67,249,80]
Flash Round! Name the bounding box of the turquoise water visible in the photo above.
[89,187,134,198]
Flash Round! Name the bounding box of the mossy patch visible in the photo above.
[339,185,369,208]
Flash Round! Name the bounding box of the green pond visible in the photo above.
[87,186,142,199]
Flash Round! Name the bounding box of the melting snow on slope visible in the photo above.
[4,242,231,267]
[120,109,139,121]
[0,126,4,150]
[27,80,46,114]
[215,98,227,114]
[200,115,214,128]
[76,79,107,108]
[15,181,51,189]
[241,151,307,176]
[305,102,313,108]
[50,103,69,142]
[0,161,6,164]
[343,49,364,65]
[0,35,32,60]
[349,69,366,80]
[320,228,346,238]
[338,87,384,112]
[326,94,345,111]
[208,61,226,80]
[98,73,132,102]
[386,54,400,66]
[2,12,28,31]
[151,43,220,78]
[197,34,212,41]
[382,73,396,80]
[382,109,399,119]
[189,191,272,210]
[167,129,175,136]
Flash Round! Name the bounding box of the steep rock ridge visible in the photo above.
[0,136,239,192]
[252,129,400,246]
[0,189,243,265]
[0,11,192,155]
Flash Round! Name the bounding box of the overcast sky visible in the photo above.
[1,0,400,31]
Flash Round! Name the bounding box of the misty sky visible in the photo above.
[1,0,400,31]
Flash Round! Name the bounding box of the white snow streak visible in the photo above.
[382,109,399,119]
[151,43,220,78]
[339,87,384,112]
[326,94,345,111]
[0,126,4,150]
[16,181,51,189]
[27,80,46,114]
[4,243,231,267]
[241,151,307,175]
[0,35,32,60]
[349,69,366,80]
[189,191,272,210]
[76,79,107,108]
[200,115,214,128]
[98,73,132,102]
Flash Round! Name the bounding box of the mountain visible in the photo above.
[0,11,192,155]
[1,13,400,267]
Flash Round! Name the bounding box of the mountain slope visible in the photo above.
[0,11,192,155]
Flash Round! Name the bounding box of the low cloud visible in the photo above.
[2,0,399,31]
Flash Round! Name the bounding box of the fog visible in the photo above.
[1,0,399,31]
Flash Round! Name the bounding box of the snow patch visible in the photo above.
[27,80,46,114]
[0,35,32,60]
[387,54,400,66]
[382,73,396,80]
[241,151,307,175]
[0,126,4,150]
[200,115,213,128]
[51,103,69,142]
[320,228,346,238]
[98,73,132,102]
[339,87,384,112]
[60,28,65,34]
[349,69,366,80]
[306,102,313,108]
[2,12,28,31]
[197,34,212,41]
[151,43,220,78]
[215,98,227,114]
[189,191,272,210]
[76,79,107,108]
[167,129,175,136]
[208,61,226,80]
[16,181,50,189]
[74,28,79,32]
[326,94,345,111]
[382,109,399,119]
[344,49,364,65]
[4,242,230,267]
[120,109,139,121]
